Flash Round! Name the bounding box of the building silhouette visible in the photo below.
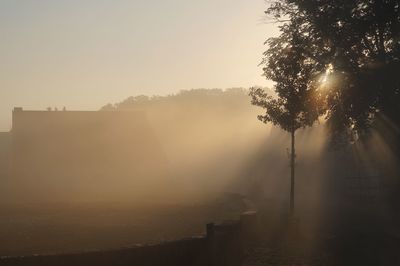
[1,107,169,203]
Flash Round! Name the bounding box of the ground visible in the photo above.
[243,208,400,266]
[0,201,242,256]
[1,200,400,266]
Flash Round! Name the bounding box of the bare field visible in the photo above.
[0,202,242,257]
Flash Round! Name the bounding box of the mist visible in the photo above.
[0,88,399,258]
[3,88,398,209]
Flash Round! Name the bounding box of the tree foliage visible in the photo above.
[250,17,323,133]
[264,0,400,140]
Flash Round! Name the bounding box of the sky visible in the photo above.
[0,0,279,131]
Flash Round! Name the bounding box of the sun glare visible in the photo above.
[319,63,334,90]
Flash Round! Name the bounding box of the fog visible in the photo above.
[3,88,398,209]
[100,88,328,207]
[1,88,399,256]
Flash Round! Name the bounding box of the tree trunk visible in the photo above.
[290,128,295,217]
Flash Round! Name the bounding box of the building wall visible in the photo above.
[0,132,12,201]
[9,109,169,203]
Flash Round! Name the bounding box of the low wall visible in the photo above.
[0,211,257,266]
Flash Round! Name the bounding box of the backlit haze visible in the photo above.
[0,0,278,131]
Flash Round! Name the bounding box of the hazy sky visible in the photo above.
[0,0,278,131]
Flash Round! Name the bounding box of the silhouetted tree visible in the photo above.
[249,19,322,216]
[265,0,400,141]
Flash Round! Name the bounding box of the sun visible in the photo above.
[319,64,334,89]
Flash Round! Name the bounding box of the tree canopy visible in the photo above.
[264,0,400,140]
[250,13,323,133]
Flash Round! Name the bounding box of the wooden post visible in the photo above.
[206,223,214,239]
[290,128,295,216]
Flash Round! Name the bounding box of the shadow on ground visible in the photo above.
[243,207,400,266]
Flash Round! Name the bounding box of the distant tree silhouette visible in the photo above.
[100,88,251,111]
[265,0,400,142]
[249,19,322,216]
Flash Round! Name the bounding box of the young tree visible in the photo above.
[250,20,323,216]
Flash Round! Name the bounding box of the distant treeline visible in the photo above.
[101,88,257,111]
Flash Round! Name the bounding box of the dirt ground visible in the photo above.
[0,201,242,257]
[243,208,400,266]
